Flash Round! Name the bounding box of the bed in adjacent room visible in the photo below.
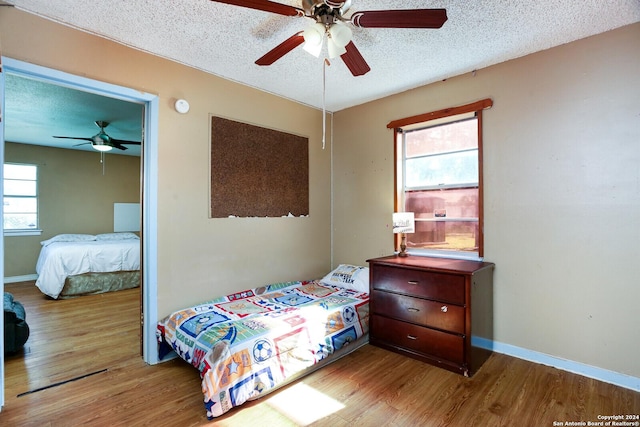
[156,264,370,420]
[35,233,141,299]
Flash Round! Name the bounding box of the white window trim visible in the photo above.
[4,162,40,235]
[4,229,43,237]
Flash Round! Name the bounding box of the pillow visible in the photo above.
[320,264,370,294]
[96,232,140,241]
[40,234,96,246]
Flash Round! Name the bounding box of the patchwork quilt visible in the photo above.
[157,280,369,419]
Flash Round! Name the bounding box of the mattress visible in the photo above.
[35,236,140,299]
[157,279,370,419]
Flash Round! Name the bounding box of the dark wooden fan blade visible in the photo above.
[110,138,141,146]
[209,0,302,17]
[255,32,305,66]
[53,136,93,141]
[340,41,370,76]
[109,142,129,150]
[350,9,447,28]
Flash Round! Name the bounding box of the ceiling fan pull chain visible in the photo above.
[322,58,330,150]
[100,151,106,175]
[322,58,326,150]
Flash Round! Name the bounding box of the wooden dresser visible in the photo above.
[367,255,495,377]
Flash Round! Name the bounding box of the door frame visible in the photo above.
[0,57,160,409]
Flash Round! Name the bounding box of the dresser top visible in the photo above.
[367,255,494,274]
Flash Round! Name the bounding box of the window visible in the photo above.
[3,163,41,235]
[388,99,492,259]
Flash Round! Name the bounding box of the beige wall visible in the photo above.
[2,7,638,381]
[4,142,141,277]
[332,23,640,378]
[0,9,329,318]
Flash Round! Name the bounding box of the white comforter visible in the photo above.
[35,240,140,299]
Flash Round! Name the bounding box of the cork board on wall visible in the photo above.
[210,116,309,218]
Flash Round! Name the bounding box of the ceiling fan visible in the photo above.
[210,0,448,76]
[53,120,141,152]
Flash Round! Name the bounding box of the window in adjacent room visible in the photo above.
[3,163,41,236]
[388,99,492,260]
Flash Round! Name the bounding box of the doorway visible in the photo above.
[0,58,159,409]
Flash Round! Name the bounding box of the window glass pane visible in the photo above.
[405,188,479,253]
[400,116,482,256]
[4,179,37,196]
[3,163,39,231]
[408,220,479,252]
[4,213,38,230]
[4,164,37,180]
[406,150,478,188]
[4,197,38,213]
[405,118,477,157]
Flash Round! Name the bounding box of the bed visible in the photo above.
[35,233,141,299]
[156,264,370,420]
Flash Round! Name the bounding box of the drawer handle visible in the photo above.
[407,280,419,285]
[407,307,420,313]
[407,335,418,340]
[441,305,448,313]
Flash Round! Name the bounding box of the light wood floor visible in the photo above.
[1,282,638,426]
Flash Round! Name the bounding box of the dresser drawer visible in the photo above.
[371,314,464,364]
[371,290,465,334]
[371,265,465,304]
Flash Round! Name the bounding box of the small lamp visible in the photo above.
[393,212,415,257]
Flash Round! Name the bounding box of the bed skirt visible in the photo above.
[59,270,140,298]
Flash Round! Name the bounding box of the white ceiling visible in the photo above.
[2,1,639,154]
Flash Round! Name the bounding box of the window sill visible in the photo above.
[405,249,482,262]
[417,217,479,222]
[4,229,43,237]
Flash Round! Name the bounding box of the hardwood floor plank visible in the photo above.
[2,281,639,426]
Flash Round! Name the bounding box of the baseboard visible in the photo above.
[4,274,38,284]
[472,336,639,392]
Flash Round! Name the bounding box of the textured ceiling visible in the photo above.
[5,0,640,112]
[1,1,639,155]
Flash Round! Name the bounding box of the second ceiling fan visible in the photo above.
[53,120,141,152]
[210,0,448,76]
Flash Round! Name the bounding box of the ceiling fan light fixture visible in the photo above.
[92,133,113,151]
[328,22,352,48]
[93,143,113,152]
[327,38,347,58]
[303,22,326,57]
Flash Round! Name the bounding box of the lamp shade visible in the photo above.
[302,23,326,57]
[328,22,352,48]
[327,22,351,58]
[393,212,415,234]
[327,38,347,58]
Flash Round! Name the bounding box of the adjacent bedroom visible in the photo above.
[2,72,145,407]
